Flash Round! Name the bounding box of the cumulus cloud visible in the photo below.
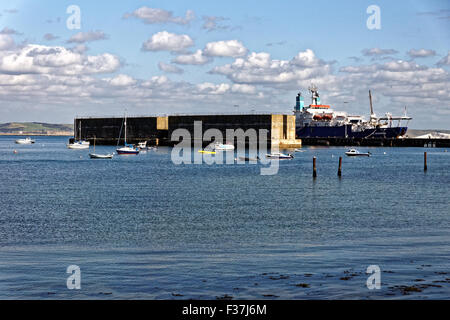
[362,48,398,56]
[231,83,256,94]
[158,62,184,74]
[0,34,15,51]
[0,44,120,75]
[124,7,195,25]
[141,31,194,52]
[202,16,230,32]
[108,74,137,86]
[3,9,18,14]
[407,49,436,58]
[67,30,108,44]
[197,82,230,94]
[348,56,363,62]
[266,41,286,47]
[0,27,21,35]
[210,49,330,88]
[203,40,247,57]
[172,50,212,65]
[437,51,450,66]
[44,33,59,41]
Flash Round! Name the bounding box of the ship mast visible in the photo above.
[309,84,319,105]
[369,90,377,123]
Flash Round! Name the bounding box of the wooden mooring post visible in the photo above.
[338,156,342,177]
[313,157,317,178]
[424,152,427,171]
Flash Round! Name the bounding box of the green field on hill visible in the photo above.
[0,122,73,135]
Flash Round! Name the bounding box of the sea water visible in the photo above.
[0,136,449,299]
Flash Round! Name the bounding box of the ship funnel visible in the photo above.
[295,92,304,111]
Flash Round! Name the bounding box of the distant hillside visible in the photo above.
[407,129,450,138]
[0,122,73,135]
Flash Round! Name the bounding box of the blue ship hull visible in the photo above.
[296,125,407,139]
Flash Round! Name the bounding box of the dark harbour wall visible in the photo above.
[168,114,273,147]
[74,116,165,146]
[73,114,294,147]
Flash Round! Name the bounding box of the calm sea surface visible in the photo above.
[0,136,449,299]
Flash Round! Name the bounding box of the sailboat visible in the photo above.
[89,137,113,159]
[116,113,139,155]
[68,120,90,149]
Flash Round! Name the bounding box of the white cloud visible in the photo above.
[0,44,120,75]
[362,48,398,56]
[203,40,247,57]
[407,49,436,58]
[437,51,450,66]
[231,83,256,94]
[197,82,230,94]
[172,49,212,65]
[109,74,137,87]
[124,7,195,25]
[44,33,59,41]
[158,62,184,74]
[202,16,230,32]
[142,31,194,52]
[0,34,14,51]
[0,27,21,35]
[68,30,108,43]
[210,50,330,87]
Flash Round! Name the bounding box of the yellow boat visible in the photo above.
[198,150,216,154]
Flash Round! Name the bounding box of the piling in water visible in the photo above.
[424,152,427,171]
[313,157,317,178]
[338,157,342,177]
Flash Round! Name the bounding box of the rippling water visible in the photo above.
[0,136,449,299]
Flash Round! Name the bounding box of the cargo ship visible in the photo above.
[293,85,412,138]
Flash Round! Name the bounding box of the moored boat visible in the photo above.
[89,137,113,159]
[15,137,35,144]
[67,141,89,149]
[68,120,90,149]
[293,86,412,138]
[89,153,113,159]
[345,148,371,157]
[266,152,294,159]
[116,113,139,155]
[213,142,235,151]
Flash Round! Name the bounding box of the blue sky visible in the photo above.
[0,0,449,128]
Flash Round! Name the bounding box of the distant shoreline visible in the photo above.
[0,133,72,136]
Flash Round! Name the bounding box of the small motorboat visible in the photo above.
[137,141,148,150]
[345,149,371,157]
[15,137,35,144]
[67,141,89,149]
[213,143,235,151]
[266,152,294,159]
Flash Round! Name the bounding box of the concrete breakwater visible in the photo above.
[72,114,302,148]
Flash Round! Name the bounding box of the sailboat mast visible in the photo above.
[124,113,127,145]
